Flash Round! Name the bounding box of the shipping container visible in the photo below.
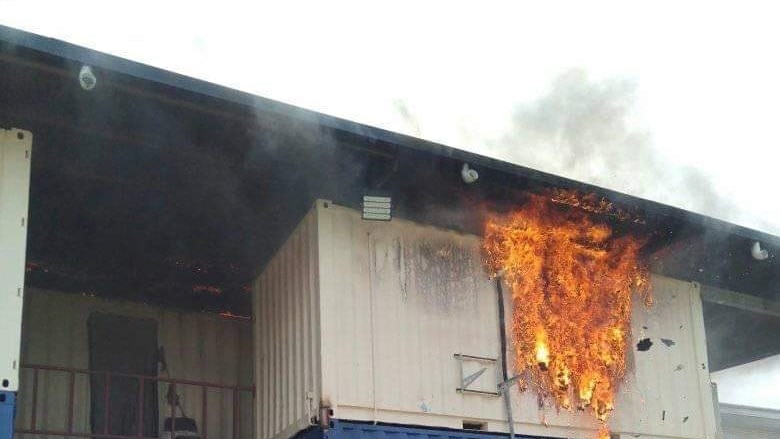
[253,200,720,439]
[294,420,544,439]
[15,288,254,439]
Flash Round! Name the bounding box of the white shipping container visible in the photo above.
[253,200,719,439]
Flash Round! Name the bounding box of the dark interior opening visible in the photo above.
[462,421,486,431]
[88,313,159,437]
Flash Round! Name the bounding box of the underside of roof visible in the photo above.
[1,24,777,370]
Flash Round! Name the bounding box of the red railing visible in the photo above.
[15,364,254,439]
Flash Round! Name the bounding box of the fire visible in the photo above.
[483,190,650,437]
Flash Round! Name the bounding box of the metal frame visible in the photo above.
[453,354,500,397]
[321,419,546,439]
[15,364,254,439]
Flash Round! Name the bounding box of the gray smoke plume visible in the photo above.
[492,69,739,223]
[393,99,423,137]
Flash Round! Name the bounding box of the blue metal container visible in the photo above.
[295,420,548,439]
[0,391,16,439]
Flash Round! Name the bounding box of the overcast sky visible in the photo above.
[2,0,779,409]
[712,354,780,410]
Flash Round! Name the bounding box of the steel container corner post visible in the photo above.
[0,392,16,439]
[0,128,33,439]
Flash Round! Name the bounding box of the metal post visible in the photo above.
[233,389,239,439]
[495,279,516,439]
[30,368,38,430]
[103,372,111,435]
[170,383,176,436]
[137,377,144,438]
[67,371,76,433]
[201,386,207,439]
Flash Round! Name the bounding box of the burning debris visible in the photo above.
[192,284,223,295]
[218,310,251,320]
[483,190,651,437]
[549,188,646,224]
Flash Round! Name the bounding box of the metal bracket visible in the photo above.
[454,354,500,396]
[497,374,522,393]
[462,367,487,390]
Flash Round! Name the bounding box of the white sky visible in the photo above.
[712,354,780,409]
[2,0,779,410]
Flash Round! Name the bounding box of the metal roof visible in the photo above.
[1,24,779,370]
[1,23,777,248]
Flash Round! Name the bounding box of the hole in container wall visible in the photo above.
[462,421,486,431]
[1,379,8,388]
[17,131,24,140]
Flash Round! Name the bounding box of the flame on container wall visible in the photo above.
[16,288,254,438]
[483,191,651,436]
[253,200,719,439]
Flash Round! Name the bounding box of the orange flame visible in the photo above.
[483,190,650,437]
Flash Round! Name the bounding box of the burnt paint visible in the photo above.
[637,338,653,351]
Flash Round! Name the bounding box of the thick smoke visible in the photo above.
[491,69,738,222]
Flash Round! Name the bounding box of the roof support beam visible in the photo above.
[701,285,780,318]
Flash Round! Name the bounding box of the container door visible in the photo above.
[88,313,160,437]
[0,128,33,394]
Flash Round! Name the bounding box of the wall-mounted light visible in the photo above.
[461,163,479,184]
[752,241,769,260]
[362,195,392,221]
[79,65,97,91]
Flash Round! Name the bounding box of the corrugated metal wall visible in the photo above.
[253,209,321,439]
[15,288,254,439]
[255,201,719,439]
